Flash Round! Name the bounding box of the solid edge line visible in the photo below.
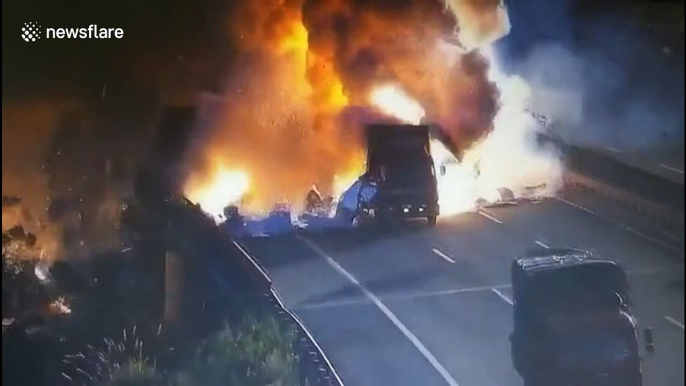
[491,288,514,306]
[432,248,456,263]
[231,240,272,284]
[270,287,347,385]
[659,164,684,174]
[231,240,345,386]
[298,235,461,386]
[603,146,623,154]
[555,196,682,254]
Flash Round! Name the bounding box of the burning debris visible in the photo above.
[179,0,562,226]
[47,296,72,315]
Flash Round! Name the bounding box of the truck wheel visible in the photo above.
[427,216,437,227]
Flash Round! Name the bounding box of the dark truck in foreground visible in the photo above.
[360,124,440,225]
[510,248,648,386]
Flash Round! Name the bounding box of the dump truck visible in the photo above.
[510,248,649,386]
[358,124,440,226]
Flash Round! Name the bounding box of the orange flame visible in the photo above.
[182,0,560,220]
[369,76,561,217]
[185,168,250,221]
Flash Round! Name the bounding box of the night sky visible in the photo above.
[3,0,682,107]
[2,0,224,103]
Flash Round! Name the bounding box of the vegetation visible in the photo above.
[61,317,299,386]
[105,359,163,386]
[2,212,304,386]
[176,317,298,386]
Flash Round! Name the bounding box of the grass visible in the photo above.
[3,204,306,386]
[58,316,301,386]
[175,317,299,386]
[102,358,163,386]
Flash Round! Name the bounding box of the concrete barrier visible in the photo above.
[564,170,684,232]
[538,132,684,235]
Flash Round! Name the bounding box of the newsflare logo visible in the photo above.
[22,22,124,42]
[22,22,41,42]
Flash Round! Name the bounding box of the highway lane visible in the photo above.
[591,144,685,185]
[242,196,684,386]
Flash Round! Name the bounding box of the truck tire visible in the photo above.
[427,216,437,227]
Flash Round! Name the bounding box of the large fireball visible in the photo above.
[182,0,561,220]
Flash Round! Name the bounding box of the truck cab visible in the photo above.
[510,248,643,386]
[363,124,440,225]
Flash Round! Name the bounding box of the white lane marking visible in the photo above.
[664,316,685,330]
[659,163,684,174]
[603,146,623,154]
[555,197,682,254]
[232,240,271,281]
[534,241,550,249]
[298,236,461,386]
[432,248,456,263]
[491,288,514,306]
[298,284,514,310]
[478,210,503,224]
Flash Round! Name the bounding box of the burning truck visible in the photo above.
[178,0,563,234]
[336,123,440,226]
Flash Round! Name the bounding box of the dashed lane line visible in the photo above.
[432,248,456,263]
[478,210,503,224]
[297,235,461,386]
[491,288,514,306]
[659,164,684,175]
[665,316,685,330]
[534,241,550,249]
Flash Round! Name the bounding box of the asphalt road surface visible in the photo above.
[242,193,685,386]
[592,144,685,185]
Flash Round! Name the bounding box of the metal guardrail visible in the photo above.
[538,132,685,232]
[230,239,345,386]
[132,197,344,386]
[174,202,344,386]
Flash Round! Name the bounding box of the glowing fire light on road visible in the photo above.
[185,169,250,221]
